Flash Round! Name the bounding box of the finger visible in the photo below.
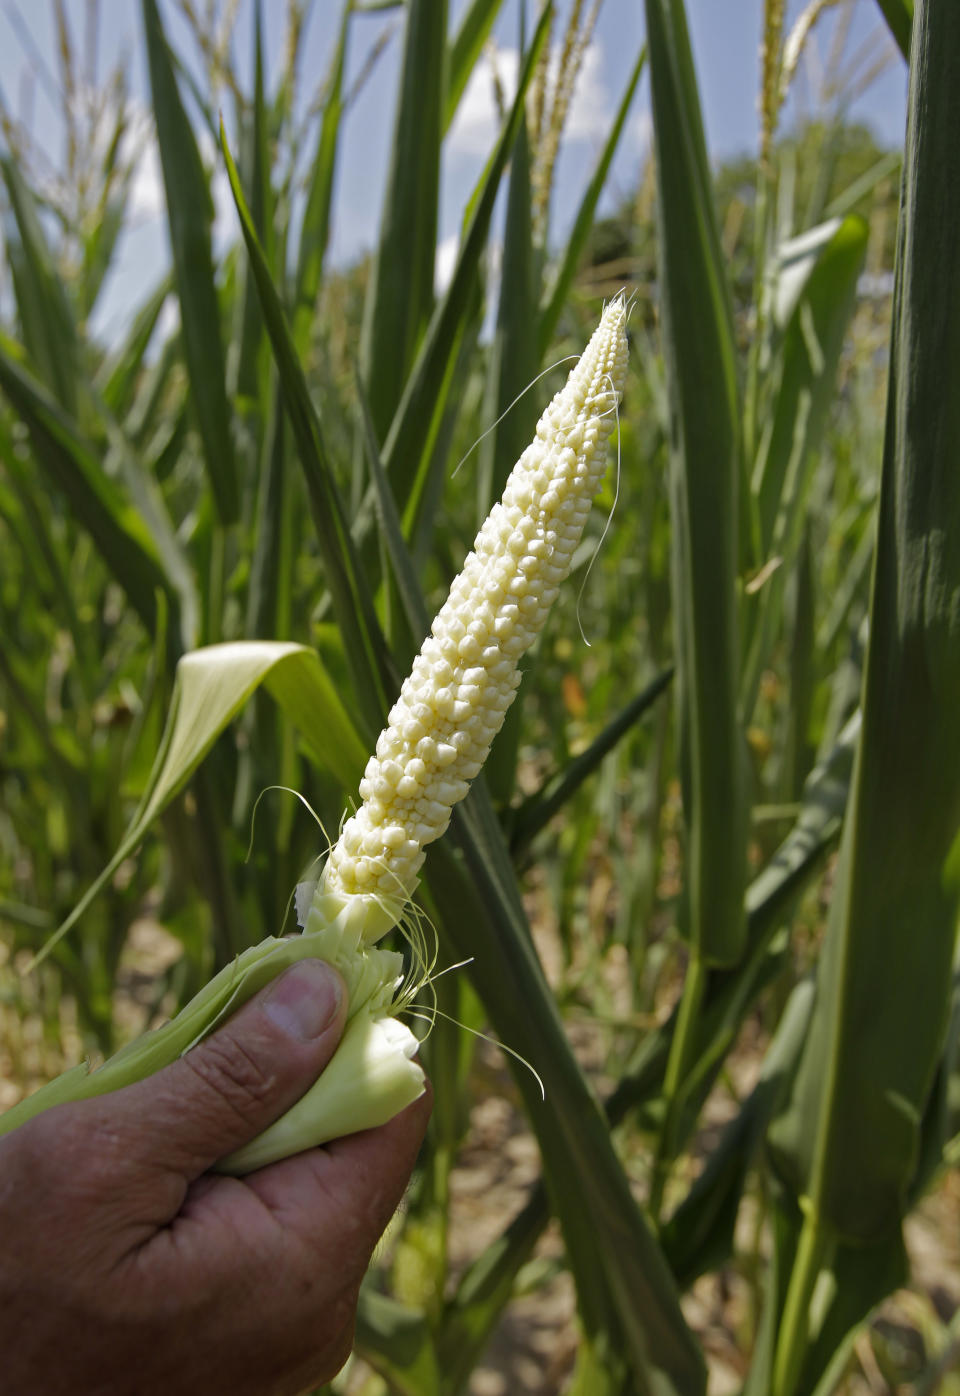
[246,1082,432,1261]
[106,959,347,1182]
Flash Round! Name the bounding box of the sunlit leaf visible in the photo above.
[32,643,366,966]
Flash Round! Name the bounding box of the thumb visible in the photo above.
[112,959,347,1180]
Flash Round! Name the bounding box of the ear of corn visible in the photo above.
[1,299,628,1171]
[316,296,627,938]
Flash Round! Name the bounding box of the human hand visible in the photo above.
[0,960,431,1396]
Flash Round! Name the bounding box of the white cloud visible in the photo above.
[447,48,520,157]
[626,106,652,158]
[446,39,615,161]
[563,42,613,143]
[125,114,166,221]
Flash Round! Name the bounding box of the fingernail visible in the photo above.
[263,961,343,1040]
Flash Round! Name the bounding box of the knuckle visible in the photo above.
[182,1031,277,1128]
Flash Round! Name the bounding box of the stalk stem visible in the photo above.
[743,161,771,473]
[648,951,708,1224]
[208,524,226,645]
[772,1209,828,1396]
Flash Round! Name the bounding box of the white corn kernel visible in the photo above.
[319,298,628,917]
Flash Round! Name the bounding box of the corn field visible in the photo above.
[1,0,958,1392]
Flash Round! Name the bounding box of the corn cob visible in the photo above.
[312,294,628,939]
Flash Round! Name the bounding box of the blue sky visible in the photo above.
[0,1,907,340]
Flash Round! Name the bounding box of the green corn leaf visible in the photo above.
[823,149,902,222]
[743,1200,909,1396]
[266,651,368,790]
[538,46,647,358]
[742,215,869,716]
[613,712,858,1164]
[293,2,350,354]
[356,1289,440,1396]
[660,981,815,1290]
[769,3,960,1387]
[739,1203,800,1396]
[30,642,368,968]
[235,378,293,832]
[141,0,238,524]
[377,3,552,525]
[0,902,53,933]
[0,428,97,678]
[230,0,272,405]
[753,217,869,553]
[125,327,181,447]
[444,0,504,133]
[565,1340,631,1396]
[799,1233,910,1395]
[80,189,129,320]
[426,814,707,1396]
[873,0,913,58]
[909,972,960,1203]
[244,382,289,643]
[406,312,483,572]
[781,525,816,799]
[0,471,48,615]
[437,1185,547,1392]
[645,0,746,1221]
[0,336,173,637]
[94,274,172,416]
[221,122,395,741]
[79,90,133,317]
[0,157,79,416]
[0,639,86,784]
[168,37,221,149]
[770,0,960,1250]
[510,668,674,854]
[354,369,430,644]
[99,412,200,649]
[644,0,746,968]
[360,0,446,443]
[815,514,875,655]
[439,713,858,1362]
[478,103,537,520]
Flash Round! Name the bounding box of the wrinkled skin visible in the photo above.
[0,960,431,1395]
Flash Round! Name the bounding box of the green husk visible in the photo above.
[217,1011,423,1174]
[0,909,425,1171]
